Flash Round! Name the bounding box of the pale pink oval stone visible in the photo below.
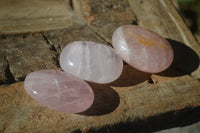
[112,25,174,73]
[24,70,94,113]
[60,41,123,84]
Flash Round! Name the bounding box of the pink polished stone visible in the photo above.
[112,25,174,73]
[24,70,94,113]
[60,41,123,84]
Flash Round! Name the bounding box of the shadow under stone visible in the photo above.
[77,39,200,116]
[109,63,151,87]
[78,83,120,116]
[158,39,199,77]
[79,63,151,116]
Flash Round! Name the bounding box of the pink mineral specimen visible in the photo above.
[60,41,123,84]
[24,70,94,113]
[112,25,174,73]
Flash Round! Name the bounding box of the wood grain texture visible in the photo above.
[195,33,200,43]
[43,25,107,53]
[0,75,200,133]
[0,24,110,84]
[0,0,200,133]
[128,0,200,79]
[0,33,58,83]
[73,0,136,43]
[0,0,82,34]
[0,54,7,84]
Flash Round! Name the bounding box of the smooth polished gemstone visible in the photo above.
[60,41,123,84]
[112,25,174,73]
[24,70,94,113]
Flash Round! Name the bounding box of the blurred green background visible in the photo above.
[173,0,200,34]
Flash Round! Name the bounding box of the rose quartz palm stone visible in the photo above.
[24,70,94,113]
[60,41,123,84]
[112,25,174,73]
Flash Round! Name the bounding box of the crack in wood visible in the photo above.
[3,57,16,85]
[69,0,73,10]
[41,33,60,68]
[86,25,112,46]
[0,1,200,132]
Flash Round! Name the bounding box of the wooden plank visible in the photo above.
[73,0,136,43]
[128,0,200,79]
[0,0,200,132]
[0,75,200,132]
[0,0,83,34]
[196,33,200,43]
[43,25,107,53]
[0,33,58,82]
[0,24,109,84]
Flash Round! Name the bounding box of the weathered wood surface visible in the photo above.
[0,0,82,34]
[0,34,58,82]
[0,0,200,133]
[1,75,200,133]
[73,0,136,43]
[128,0,200,78]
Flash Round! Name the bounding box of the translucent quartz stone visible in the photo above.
[24,70,94,113]
[60,41,123,84]
[112,25,174,73]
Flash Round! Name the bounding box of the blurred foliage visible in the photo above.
[177,0,200,32]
